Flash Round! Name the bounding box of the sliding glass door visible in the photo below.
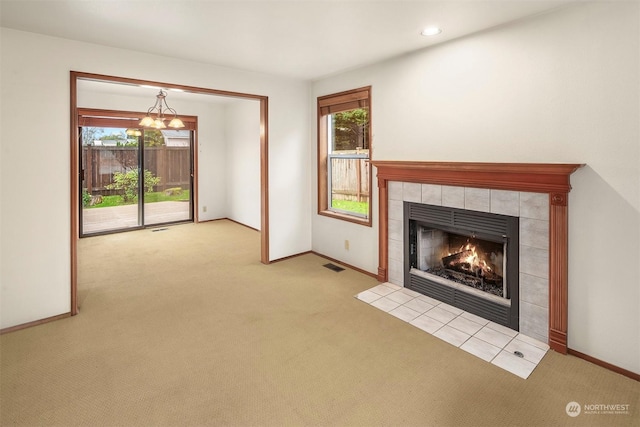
[80,126,141,234]
[143,129,193,226]
[80,119,194,236]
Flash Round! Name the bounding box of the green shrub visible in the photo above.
[82,188,92,207]
[106,169,161,203]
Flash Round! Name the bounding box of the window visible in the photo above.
[317,87,372,225]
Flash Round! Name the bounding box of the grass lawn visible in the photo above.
[85,190,190,208]
[331,200,369,215]
[144,189,190,203]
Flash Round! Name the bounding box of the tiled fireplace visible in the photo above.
[372,162,583,353]
[390,183,547,342]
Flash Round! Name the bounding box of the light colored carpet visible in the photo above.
[1,220,638,426]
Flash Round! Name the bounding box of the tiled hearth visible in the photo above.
[387,181,550,344]
[356,283,550,379]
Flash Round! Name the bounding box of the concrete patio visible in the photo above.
[82,201,191,234]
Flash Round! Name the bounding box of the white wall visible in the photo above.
[311,2,639,373]
[0,28,311,329]
[225,100,261,230]
[197,102,228,221]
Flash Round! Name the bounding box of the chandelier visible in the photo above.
[138,89,185,129]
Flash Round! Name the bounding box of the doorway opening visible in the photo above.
[71,71,270,316]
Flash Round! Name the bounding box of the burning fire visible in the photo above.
[459,243,491,272]
[443,243,497,277]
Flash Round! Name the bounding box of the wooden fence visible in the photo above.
[330,157,370,203]
[82,146,190,194]
[83,147,368,202]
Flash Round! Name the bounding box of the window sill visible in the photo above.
[318,209,372,227]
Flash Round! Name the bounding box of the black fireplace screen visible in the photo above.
[405,202,519,329]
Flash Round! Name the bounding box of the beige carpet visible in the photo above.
[1,220,638,426]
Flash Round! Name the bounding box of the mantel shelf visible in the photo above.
[371,161,584,193]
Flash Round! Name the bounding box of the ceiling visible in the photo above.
[0,0,574,81]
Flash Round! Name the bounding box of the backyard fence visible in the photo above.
[330,157,370,203]
[83,146,368,202]
[82,146,191,194]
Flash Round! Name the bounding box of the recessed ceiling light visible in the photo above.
[421,27,442,36]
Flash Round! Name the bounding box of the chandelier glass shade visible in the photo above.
[139,90,185,129]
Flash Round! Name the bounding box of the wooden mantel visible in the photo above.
[373,161,583,193]
[372,161,584,354]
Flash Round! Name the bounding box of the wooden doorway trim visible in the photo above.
[70,71,270,316]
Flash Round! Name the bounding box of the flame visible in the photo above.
[459,243,492,272]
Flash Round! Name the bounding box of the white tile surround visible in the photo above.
[387,181,550,344]
[357,283,550,379]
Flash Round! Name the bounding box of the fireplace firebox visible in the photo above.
[404,202,519,330]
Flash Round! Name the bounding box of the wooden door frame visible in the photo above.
[70,71,270,315]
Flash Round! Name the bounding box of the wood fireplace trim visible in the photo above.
[372,161,584,354]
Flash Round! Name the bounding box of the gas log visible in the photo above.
[442,250,473,268]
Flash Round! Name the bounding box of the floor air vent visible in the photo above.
[323,263,345,272]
